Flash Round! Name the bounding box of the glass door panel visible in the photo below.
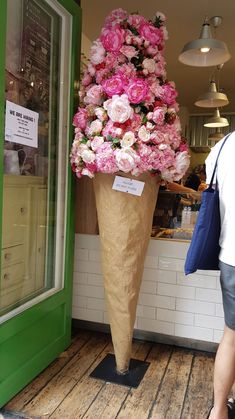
[0,0,71,317]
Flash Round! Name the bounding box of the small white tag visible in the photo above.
[112,175,145,196]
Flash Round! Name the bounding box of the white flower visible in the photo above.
[81,168,94,178]
[90,40,106,65]
[120,131,136,148]
[143,58,156,74]
[115,148,139,172]
[77,143,89,155]
[80,149,96,163]
[91,136,104,151]
[138,126,151,142]
[88,119,103,135]
[104,94,133,123]
[146,122,154,130]
[175,151,190,175]
[159,144,168,150]
[95,107,107,121]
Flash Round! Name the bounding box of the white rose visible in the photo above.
[90,40,106,65]
[104,94,133,123]
[88,119,103,135]
[146,122,154,130]
[143,58,156,74]
[138,126,151,142]
[91,136,104,151]
[115,148,139,172]
[95,107,107,121]
[81,149,96,164]
[120,131,136,148]
[77,143,89,156]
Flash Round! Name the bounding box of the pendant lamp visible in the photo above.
[204,108,229,128]
[208,128,224,141]
[195,81,229,108]
[179,16,231,67]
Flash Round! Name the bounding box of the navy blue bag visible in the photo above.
[184,133,231,275]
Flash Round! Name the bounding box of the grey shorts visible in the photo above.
[220,261,235,330]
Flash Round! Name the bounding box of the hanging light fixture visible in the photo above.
[208,128,225,141]
[204,108,229,128]
[178,16,231,67]
[195,80,229,107]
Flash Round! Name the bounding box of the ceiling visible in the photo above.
[80,0,235,114]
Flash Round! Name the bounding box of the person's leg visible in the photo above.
[209,326,235,419]
[209,261,235,419]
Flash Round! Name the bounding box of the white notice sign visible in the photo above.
[5,100,39,148]
[112,175,145,196]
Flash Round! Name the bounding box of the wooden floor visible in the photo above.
[4,329,223,419]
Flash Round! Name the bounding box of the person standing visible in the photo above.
[206,132,235,419]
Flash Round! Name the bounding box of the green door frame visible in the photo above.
[0,0,81,407]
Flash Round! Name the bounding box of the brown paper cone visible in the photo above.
[93,172,159,373]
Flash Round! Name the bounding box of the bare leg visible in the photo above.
[209,325,235,419]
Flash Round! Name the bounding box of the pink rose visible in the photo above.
[101,26,124,52]
[152,107,166,125]
[102,75,124,97]
[115,148,139,172]
[84,85,104,106]
[139,23,163,45]
[162,82,178,106]
[73,108,88,130]
[142,58,156,74]
[90,40,106,65]
[120,45,138,60]
[91,136,104,151]
[81,71,92,87]
[104,94,133,123]
[125,78,149,104]
[88,119,103,135]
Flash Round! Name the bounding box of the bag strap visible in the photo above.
[209,132,231,189]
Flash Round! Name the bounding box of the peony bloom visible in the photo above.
[142,58,156,74]
[90,40,106,65]
[73,108,88,130]
[162,82,178,106]
[138,126,151,143]
[101,26,124,52]
[139,23,163,45]
[120,131,136,148]
[84,85,104,106]
[104,8,128,27]
[125,79,149,104]
[152,107,166,125]
[88,119,103,135]
[115,148,139,172]
[104,94,133,123]
[91,136,104,151]
[80,149,96,164]
[120,45,138,60]
[102,75,124,97]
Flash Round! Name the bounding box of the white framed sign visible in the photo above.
[112,175,145,196]
[5,100,39,148]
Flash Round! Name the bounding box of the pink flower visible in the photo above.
[125,79,149,104]
[120,45,138,60]
[101,26,124,52]
[104,8,128,27]
[90,40,106,65]
[120,131,136,148]
[138,126,151,143]
[84,85,104,106]
[104,94,133,123]
[81,72,92,87]
[152,107,166,125]
[115,148,139,172]
[73,108,88,130]
[96,142,118,173]
[139,23,163,45]
[162,82,178,106]
[88,119,103,135]
[127,14,146,29]
[142,58,156,74]
[102,75,124,97]
[91,136,104,151]
[95,107,107,122]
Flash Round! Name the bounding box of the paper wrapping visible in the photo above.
[93,172,159,373]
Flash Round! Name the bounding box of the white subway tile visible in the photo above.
[87,297,106,311]
[175,324,213,342]
[213,329,223,343]
[195,314,224,330]
[176,298,215,316]
[158,257,184,272]
[89,250,101,262]
[216,277,221,289]
[72,307,103,323]
[142,268,158,282]
[76,234,100,250]
[177,273,217,289]
[77,260,102,275]
[144,255,158,269]
[73,272,88,284]
[136,305,156,319]
[157,283,195,300]
[139,293,175,309]
[148,239,189,258]
[137,317,174,335]
[74,248,89,261]
[72,295,87,309]
[155,270,177,284]
[74,283,104,299]
[87,273,103,286]
[140,280,157,294]
[157,308,194,326]
[196,288,222,303]
[215,304,224,317]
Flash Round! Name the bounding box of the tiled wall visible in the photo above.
[73,234,224,344]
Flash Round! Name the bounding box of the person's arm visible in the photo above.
[166,182,195,194]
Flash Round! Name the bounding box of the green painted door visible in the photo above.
[0,0,81,407]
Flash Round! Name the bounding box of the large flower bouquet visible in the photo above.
[71,8,190,181]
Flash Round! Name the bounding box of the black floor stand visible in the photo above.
[89,353,150,388]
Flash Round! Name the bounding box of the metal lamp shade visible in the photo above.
[179,20,231,67]
[204,109,229,127]
[195,81,229,108]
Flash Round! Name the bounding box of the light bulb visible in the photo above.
[200,47,211,53]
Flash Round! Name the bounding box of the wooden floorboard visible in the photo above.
[4,329,217,419]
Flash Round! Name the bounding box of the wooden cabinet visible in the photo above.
[0,175,47,311]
